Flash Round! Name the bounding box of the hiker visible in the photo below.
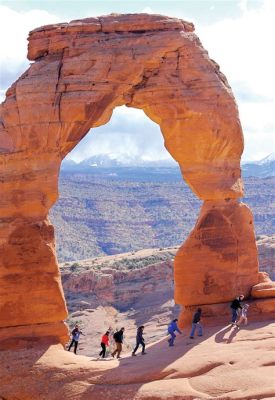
[99,331,109,358]
[68,324,84,354]
[132,326,146,356]
[168,318,182,346]
[189,308,203,339]
[230,295,244,325]
[111,327,125,359]
[236,304,249,328]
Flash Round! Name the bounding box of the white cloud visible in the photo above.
[69,106,171,163]
[0,5,60,97]
[142,7,153,14]
[196,0,275,161]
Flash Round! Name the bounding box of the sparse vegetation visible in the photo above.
[50,172,274,263]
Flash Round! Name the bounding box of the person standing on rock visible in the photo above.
[189,308,203,339]
[132,326,146,356]
[111,327,125,359]
[168,318,182,346]
[99,331,110,358]
[236,304,250,328]
[230,295,244,325]
[68,324,84,354]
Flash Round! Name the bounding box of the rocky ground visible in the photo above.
[1,320,275,399]
[61,238,274,358]
[61,248,179,357]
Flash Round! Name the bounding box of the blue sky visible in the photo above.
[0,0,274,162]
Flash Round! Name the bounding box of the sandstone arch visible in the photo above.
[0,14,265,345]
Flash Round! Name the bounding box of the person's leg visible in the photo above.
[190,323,196,338]
[231,309,237,323]
[168,333,172,345]
[197,323,203,336]
[141,341,146,354]
[244,317,248,325]
[132,342,139,355]
[74,340,78,354]
[169,332,176,346]
[111,344,118,357]
[68,339,74,351]
[99,343,104,356]
[117,343,122,358]
[102,343,106,358]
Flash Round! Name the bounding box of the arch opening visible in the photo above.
[53,105,197,263]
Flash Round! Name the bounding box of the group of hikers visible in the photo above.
[68,294,249,357]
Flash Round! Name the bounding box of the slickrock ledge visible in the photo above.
[1,321,275,399]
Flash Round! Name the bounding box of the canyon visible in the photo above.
[51,171,274,262]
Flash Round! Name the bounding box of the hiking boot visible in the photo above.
[189,336,194,339]
[132,353,136,356]
[142,352,147,355]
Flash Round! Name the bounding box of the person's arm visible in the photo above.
[175,324,182,334]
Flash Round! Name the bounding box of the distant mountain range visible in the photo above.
[241,153,275,178]
[62,153,176,170]
[62,153,275,178]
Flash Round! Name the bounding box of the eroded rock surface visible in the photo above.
[1,321,275,400]
[175,200,259,307]
[0,13,273,348]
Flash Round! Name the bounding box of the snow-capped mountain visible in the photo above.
[62,153,177,170]
[242,153,275,178]
[61,152,275,178]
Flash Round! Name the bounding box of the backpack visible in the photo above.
[113,331,119,341]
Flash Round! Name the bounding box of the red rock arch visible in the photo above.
[0,14,260,345]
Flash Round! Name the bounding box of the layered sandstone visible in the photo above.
[174,200,259,306]
[0,13,273,348]
[61,248,175,310]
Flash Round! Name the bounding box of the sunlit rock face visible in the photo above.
[0,13,271,346]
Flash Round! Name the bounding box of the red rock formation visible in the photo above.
[0,13,272,346]
[251,272,275,298]
[175,200,259,306]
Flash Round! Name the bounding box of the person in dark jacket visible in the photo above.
[230,295,244,325]
[68,325,84,354]
[111,327,124,359]
[132,326,146,356]
[168,318,182,346]
[189,308,203,339]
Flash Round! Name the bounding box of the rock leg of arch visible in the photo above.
[0,13,274,349]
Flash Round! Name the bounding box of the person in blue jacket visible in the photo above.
[68,324,84,354]
[168,318,182,346]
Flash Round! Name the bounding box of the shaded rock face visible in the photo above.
[0,13,268,345]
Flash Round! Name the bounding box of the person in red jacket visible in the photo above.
[99,331,109,358]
